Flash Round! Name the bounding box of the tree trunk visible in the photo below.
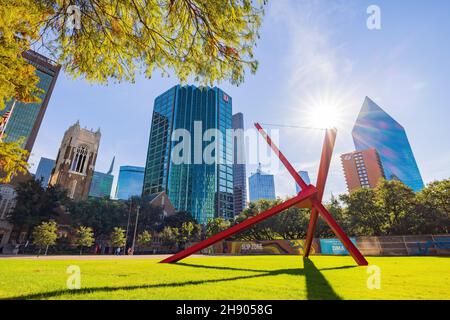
[44,245,49,255]
[80,247,83,255]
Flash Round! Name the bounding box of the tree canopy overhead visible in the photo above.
[0,0,48,109]
[1,0,266,108]
[0,138,30,183]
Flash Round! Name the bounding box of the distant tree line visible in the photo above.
[5,178,449,255]
[234,179,449,240]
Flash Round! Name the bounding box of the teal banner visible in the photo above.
[320,238,357,255]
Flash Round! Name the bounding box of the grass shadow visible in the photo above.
[6,273,270,300]
[7,258,352,300]
[303,258,342,300]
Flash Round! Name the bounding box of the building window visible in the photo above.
[71,145,89,174]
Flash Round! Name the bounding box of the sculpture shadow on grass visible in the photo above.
[9,258,353,300]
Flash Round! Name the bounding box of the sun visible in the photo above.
[306,104,341,129]
[288,86,352,130]
[300,89,348,129]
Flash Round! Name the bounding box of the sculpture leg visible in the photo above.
[312,199,368,266]
[160,186,318,263]
[303,208,318,257]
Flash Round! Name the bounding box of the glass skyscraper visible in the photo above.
[0,50,60,153]
[35,157,55,188]
[233,112,247,216]
[88,157,114,198]
[248,166,276,202]
[115,166,145,200]
[295,170,311,193]
[143,85,234,224]
[352,97,424,192]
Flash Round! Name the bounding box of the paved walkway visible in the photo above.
[0,254,208,260]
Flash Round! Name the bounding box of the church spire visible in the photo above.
[107,156,115,175]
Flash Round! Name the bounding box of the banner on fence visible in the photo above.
[319,238,358,255]
[204,240,320,255]
[199,235,450,256]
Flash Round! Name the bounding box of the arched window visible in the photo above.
[71,145,89,174]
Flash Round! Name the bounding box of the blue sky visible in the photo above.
[29,0,450,200]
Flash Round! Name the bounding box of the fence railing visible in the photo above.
[199,234,450,256]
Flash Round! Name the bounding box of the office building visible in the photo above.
[89,157,115,198]
[34,157,55,188]
[143,85,234,224]
[341,148,385,192]
[232,112,247,216]
[352,97,424,192]
[0,50,61,153]
[295,170,311,193]
[49,121,101,200]
[248,166,276,202]
[115,165,145,200]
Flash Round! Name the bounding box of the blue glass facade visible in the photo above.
[34,157,55,188]
[115,166,145,200]
[89,171,114,198]
[352,97,424,192]
[295,170,311,193]
[248,169,276,202]
[89,157,114,198]
[143,85,234,224]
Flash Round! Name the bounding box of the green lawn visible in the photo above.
[0,255,449,300]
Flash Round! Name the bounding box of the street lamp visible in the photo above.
[123,198,132,255]
[131,205,140,255]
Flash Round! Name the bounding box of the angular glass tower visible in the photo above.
[0,50,60,153]
[34,157,55,188]
[143,85,234,224]
[115,165,145,200]
[352,97,424,192]
[248,166,276,202]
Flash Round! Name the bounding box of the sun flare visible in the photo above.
[307,104,341,129]
[298,90,349,129]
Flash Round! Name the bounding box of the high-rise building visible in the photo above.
[248,166,276,202]
[0,50,61,153]
[49,121,101,200]
[89,157,114,198]
[341,148,385,192]
[232,112,247,216]
[34,157,55,188]
[295,170,311,193]
[352,97,424,192]
[143,85,234,224]
[115,165,145,200]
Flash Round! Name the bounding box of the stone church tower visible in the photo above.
[49,121,101,200]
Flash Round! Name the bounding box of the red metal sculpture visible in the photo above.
[161,123,368,266]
